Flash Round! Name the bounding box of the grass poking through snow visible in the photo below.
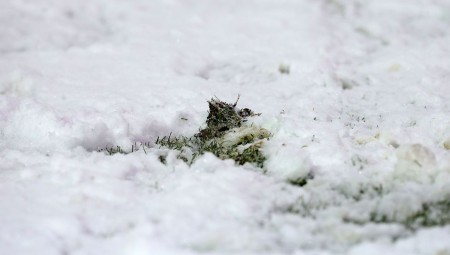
[155,97,270,167]
[100,97,271,168]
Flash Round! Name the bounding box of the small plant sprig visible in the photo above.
[98,142,151,155]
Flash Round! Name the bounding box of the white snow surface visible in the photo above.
[1,0,450,254]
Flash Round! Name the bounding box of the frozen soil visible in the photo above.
[1,0,450,254]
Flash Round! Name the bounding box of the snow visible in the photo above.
[1,0,450,254]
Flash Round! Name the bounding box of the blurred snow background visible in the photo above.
[1,0,450,254]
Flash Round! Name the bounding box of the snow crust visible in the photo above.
[1,0,450,254]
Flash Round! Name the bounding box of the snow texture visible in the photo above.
[1,0,450,254]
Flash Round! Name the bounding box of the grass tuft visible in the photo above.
[100,97,270,168]
[98,142,152,155]
[155,97,270,167]
[374,198,450,230]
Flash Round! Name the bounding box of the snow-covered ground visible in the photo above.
[1,0,450,254]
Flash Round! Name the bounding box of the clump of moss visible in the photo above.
[195,97,260,141]
[155,97,270,167]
